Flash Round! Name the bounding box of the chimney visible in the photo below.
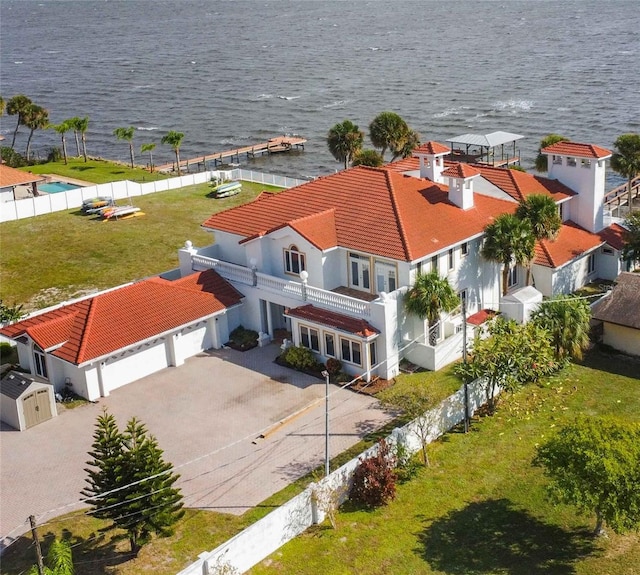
[413,141,450,183]
[442,163,480,210]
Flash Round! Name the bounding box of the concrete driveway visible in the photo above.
[0,344,392,547]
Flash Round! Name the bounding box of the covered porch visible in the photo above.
[446,131,523,167]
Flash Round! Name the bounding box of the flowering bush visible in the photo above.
[349,439,397,508]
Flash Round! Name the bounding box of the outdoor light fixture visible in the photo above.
[322,369,330,476]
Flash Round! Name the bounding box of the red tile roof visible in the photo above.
[475,164,576,203]
[541,141,611,159]
[414,141,450,155]
[467,309,498,326]
[534,221,603,268]
[285,304,379,338]
[597,223,626,251]
[0,164,46,187]
[442,163,481,179]
[0,270,243,365]
[203,166,517,261]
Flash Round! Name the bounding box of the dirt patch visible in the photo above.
[349,377,395,395]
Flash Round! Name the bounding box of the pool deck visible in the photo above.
[13,174,94,200]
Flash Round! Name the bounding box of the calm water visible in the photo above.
[1,0,639,180]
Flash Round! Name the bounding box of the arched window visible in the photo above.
[284,245,306,275]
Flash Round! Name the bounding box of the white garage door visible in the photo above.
[102,340,169,394]
[177,323,211,359]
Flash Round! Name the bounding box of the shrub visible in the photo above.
[394,441,421,483]
[282,345,319,371]
[325,357,342,376]
[228,325,258,348]
[47,146,63,163]
[1,146,27,167]
[349,439,397,508]
[0,342,18,364]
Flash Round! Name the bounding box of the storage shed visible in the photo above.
[0,370,57,431]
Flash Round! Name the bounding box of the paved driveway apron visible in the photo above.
[1,344,392,545]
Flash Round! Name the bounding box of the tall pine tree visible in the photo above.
[82,409,124,521]
[117,418,184,553]
[82,412,184,554]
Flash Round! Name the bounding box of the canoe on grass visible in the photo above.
[212,181,242,198]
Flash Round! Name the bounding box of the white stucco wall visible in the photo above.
[603,323,640,356]
[597,246,623,281]
[210,231,248,266]
[550,250,599,296]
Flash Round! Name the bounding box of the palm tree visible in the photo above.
[50,120,72,164]
[352,149,384,167]
[161,130,184,174]
[611,133,640,213]
[22,103,49,161]
[531,295,591,361]
[141,142,156,172]
[481,213,536,296]
[77,116,90,162]
[516,194,562,284]
[622,210,640,267]
[0,96,5,116]
[68,116,82,156]
[404,271,459,346]
[6,94,32,148]
[327,120,364,169]
[113,126,135,168]
[369,111,409,161]
[393,128,420,161]
[535,133,569,172]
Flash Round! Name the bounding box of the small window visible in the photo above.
[300,325,319,352]
[448,248,454,271]
[284,245,306,275]
[581,158,591,169]
[340,338,362,366]
[567,157,577,167]
[508,265,518,288]
[587,253,596,275]
[461,242,468,256]
[324,332,335,357]
[602,247,614,255]
[33,345,48,379]
[369,341,377,368]
[431,255,438,273]
[552,155,562,165]
[416,261,423,275]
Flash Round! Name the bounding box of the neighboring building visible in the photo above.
[592,272,640,357]
[0,270,244,400]
[0,165,45,202]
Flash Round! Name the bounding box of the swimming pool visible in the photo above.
[39,181,81,194]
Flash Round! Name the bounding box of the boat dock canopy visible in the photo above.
[446,131,524,167]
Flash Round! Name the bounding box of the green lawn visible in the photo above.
[2,354,637,575]
[21,158,170,184]
[0,179,280,310]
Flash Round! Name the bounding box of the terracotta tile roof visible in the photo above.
[466,309,498,326]
[414,141,450,155]
[592,273,640,329]
[597,223,626,251]
[534,221,603,268]
[475,164,576,203]
[203,166,517,261]
[0,164,46,187]
[0,270,243,365]
[541,141,612,159]
[285,304,379,338]
[442,163,481,179]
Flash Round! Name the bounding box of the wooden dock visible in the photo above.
[155,135,306,173]
[604,175,640,215]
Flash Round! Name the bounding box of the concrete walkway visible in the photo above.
[0,344,392,547]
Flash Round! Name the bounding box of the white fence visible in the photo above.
[178,377,492,575]
[0,170,309,223]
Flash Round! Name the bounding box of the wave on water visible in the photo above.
[277,95,301,100]
[136,126,159,131]
[433,105,471,119]
[492,99,534,114]
[256,93,273,100]
[323,100,350,109]
[14,61,23,64]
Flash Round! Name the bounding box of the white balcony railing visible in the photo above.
[191,254,372,316]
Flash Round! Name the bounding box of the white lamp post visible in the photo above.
[321,369,330,477]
